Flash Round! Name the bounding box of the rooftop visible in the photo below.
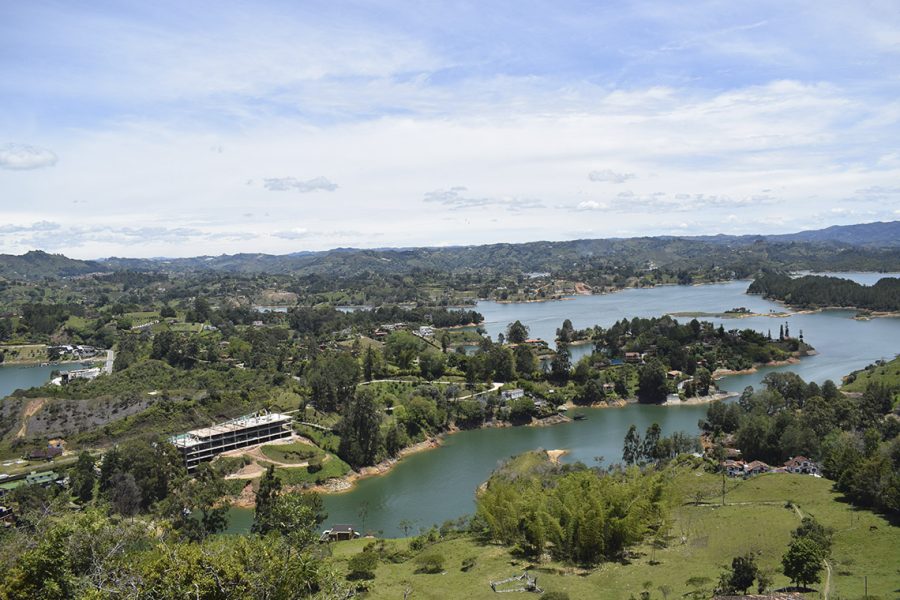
[169,412,292,448]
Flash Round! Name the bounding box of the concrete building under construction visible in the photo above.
[169,412,292,471]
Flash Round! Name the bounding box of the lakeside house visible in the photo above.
[320,524,360,542]
[745,460,771,476]
[48,344,99,359]
[784,456,820,475]
[624,352,643,363]
[723,459,746,477]
[500,388,525,401]
[721,457,821,478]
[60,367,101,384]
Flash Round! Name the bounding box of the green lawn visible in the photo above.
[259,441,324,464]
[0,344,48,363]
[329,471,899,600]
[272,453,351,486]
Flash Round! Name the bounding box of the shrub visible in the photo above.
[307,457,323,474]
[347,551,378,580]
[460,556,477,572]
[415,552,445,574]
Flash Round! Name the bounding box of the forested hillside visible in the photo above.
[748,273,900,311]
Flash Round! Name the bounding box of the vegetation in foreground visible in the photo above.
[330,467,899,600]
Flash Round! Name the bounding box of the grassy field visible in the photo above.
[0,344,48,363]
[272,453,351,486]
[327,471,899,600]
[259,441,324,464]
[843,356,900,395]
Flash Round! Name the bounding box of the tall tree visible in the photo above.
[338,387,383,467]
[781,538,824,588]
[109,473,141,518]
[70,451,96,503]
[506,320,529,344]
[623,425,642,466]
[253,465,283,534]
[642,423,662,463]
[556,319,575,343]
[514,344,537,377]
[307,351,360,411]
[550,343,571,383]
[638,359,669,404]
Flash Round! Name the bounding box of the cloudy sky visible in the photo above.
[2,1,899,259]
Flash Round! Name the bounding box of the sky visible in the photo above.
[1,1,899,259]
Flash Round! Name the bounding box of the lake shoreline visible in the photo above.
[237,384,743,503]
[487,277,745,305]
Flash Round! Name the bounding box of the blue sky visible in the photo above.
[1,0,899,258]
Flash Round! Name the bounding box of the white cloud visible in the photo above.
[588,169,635,183]
[575,200,605,211]
[262,176,338,193]
[272,228,311,240]
[0,144,58,170]
[423,187,543,212]
[0,220,61,234]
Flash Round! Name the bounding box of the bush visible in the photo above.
[307,457,323,474]
[415,552,445,574]
[347,551,378,580]
[460,556,477,572]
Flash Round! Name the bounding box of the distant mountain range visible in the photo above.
[2,220,898,280]
[686,220,900,248]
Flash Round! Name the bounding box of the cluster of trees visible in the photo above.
[713,516,832,596]
[702,370,900,514]
[0,461,349,599]
[749,272,900,311]
[622,423,700,465]
[19,302,85,336]
[592,316,807,374]
[475,453,673,565]
[288,305,482,338]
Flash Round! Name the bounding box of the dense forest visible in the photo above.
[748,272,900,311]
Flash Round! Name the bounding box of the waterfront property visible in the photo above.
[500,388,525,401]
[320,524,360,542]
[169,412,293,471]
[720,457,821,478]
[784,456,820,475]
[59,367,101,384]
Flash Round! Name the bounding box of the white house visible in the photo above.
[500,388,525,401]
[784,456,820,475]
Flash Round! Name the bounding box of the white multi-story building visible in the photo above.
[169,412,292,472]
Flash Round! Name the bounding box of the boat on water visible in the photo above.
[572,413,586,421]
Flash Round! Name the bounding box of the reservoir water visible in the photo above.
[0,362,91,401]
[227,274,900,536]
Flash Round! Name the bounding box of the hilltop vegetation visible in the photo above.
[843,355,900,394]
[749,272,900,312]
[0,250,106,281]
